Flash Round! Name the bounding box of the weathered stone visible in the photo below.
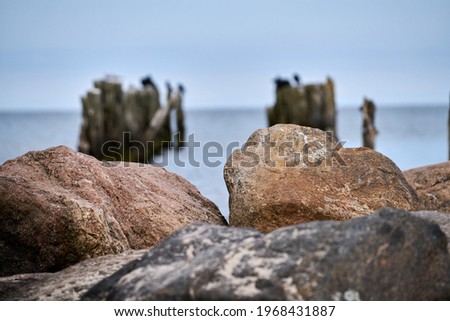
[411,211,450,250]
[0,146,226,277]
[224,124,422,232]
[403,162,450,213]
[0,273,51,300]
[82,209,450,301]
[0,250,146,300]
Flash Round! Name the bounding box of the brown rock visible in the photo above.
[224,124,421,232]
[403,161,450,213]
[0,146,226,276]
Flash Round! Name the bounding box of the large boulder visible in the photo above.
[403,161,450,213]
[0,146,226,276]
[0,250,146,300]
[82,209,450,301]
[224,124,422,232]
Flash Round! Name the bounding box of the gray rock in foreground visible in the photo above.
[412,211,450,251]
[0,273,51,300]
[1,250,146,300]
[83,208,450,301]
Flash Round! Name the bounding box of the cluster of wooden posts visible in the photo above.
[267,76,337,133]
[267,75,378,149]
[78,76,184,163]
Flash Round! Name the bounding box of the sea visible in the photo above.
[0,106,447,220]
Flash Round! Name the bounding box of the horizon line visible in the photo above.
[0,102,447,113]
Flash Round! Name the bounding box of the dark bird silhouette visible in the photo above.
[274,78,291,91]
[293,73,301,87]
[178,84,185,95]
[141,76,155,88]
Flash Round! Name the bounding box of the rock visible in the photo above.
[82,209,450,301]
[0,146,227,277]
[0,250,146,300]
[411,211,450,250]
[0,273,51,300]
[224,124,422,232]
[403,162,450,213]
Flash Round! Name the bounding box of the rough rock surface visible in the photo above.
[0,146,226,277]
[0,249,146,300]
[412,211,450,250]
[82,209,450,301]
[0,273,51,300]
[404,162,450,213]
[224,124,422,232]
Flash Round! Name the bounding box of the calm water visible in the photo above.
[0,106,447,219]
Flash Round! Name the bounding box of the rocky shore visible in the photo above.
[1,125,449,300]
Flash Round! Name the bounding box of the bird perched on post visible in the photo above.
[293,73,301,88]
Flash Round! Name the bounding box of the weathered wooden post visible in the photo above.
[324,77,336,132]
[175,84,186,147]
[78,88,103,158]
[361,98,378,149]
[93,76,123,144]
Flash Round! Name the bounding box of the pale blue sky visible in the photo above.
[0,0,449,111]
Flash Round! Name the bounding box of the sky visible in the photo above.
[0,0,449,111]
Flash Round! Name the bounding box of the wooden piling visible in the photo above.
[361,98,378,149]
